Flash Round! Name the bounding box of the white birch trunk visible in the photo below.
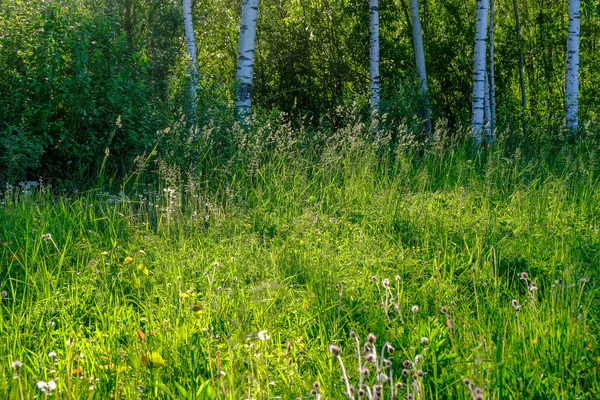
[565,0,580,133]
[484,69,492,141]
[471,0,489,144]
[369,0,380,115]
[183,0,198,123]
[410,0,431,133]
[488,0,496,132]
[236,0,259,121]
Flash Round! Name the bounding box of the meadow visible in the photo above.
[1,121,599,399]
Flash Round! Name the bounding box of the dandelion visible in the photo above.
[371,276,378,283]
[37,380,57,394]
[511,299,521,312]
[421,336,429,345]
[12,360,23,371]
[257,330,270,341]
[519,272,528,280]
[382,278,390,288]
[440,306,448,314]
[1,290,7,299]
[414,354,423,365]
[411,305,419,313]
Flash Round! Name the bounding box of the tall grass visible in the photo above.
[1,118,599,399]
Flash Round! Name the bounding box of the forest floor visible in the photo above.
[1,137,599,399]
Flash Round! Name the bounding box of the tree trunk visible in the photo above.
[236,0,260,121]
[183,0,198,124]
[484,69,492,141]
[410,0,431,133]
[512,0,528,139]
[472,0,489,144]
[369,0,380,115]
[565,0,580,134]
[488,0,496,133]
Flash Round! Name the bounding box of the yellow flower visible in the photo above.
[531,338,539,345]
[124,256,134,265]
[137,264,149,276]
[141,352,167,368]
[179,293,190,299]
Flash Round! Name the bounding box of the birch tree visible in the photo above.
[409,0,431,133]
[369,0,380,115]
[488,0,496,132]
[471,0,489,144]
[484,69,492,141]
[512,0,527,138]
[565,0,581,134]
[235,0,260,121]
[183,0,198,124]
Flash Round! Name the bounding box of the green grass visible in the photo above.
[1,128,599,399]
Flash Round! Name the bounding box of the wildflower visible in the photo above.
[377,372,389,383]
[371,276,378,283]
[403,359,412,367]
[395,275,401,282]
[402,368,409,376]
[123,256,134,265]
[1,290,7,298]
[529,284,538,292]
[415,354,423,365]
[313,381,320,389]
[519,272,529,280]
[417,370,424,377]
[349,331,357,339]
[66,338,74,347]
[421,336,429,345]
[42,233,53,242]
[37,380,57,394]
[328,344,340,356]
[411,305,419,313]
[12,360,23,371]
[511,299,521,311]
[440,306,448,314]
[382,278,390,288]
[367,333,377,344]
[257,330,270,341]
[385,342,395,354]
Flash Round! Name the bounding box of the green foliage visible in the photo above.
[0,0,163,182]
[1,123,599,398]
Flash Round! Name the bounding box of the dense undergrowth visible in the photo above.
[1,120,599,399]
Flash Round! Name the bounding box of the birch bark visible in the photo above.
[183,0,198,123]
[472,0,489,144]
[369,0,380,115]
[565,0,580,133]
[236,0,259,121]
[488,0,496,132]
[410,0,431,133]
